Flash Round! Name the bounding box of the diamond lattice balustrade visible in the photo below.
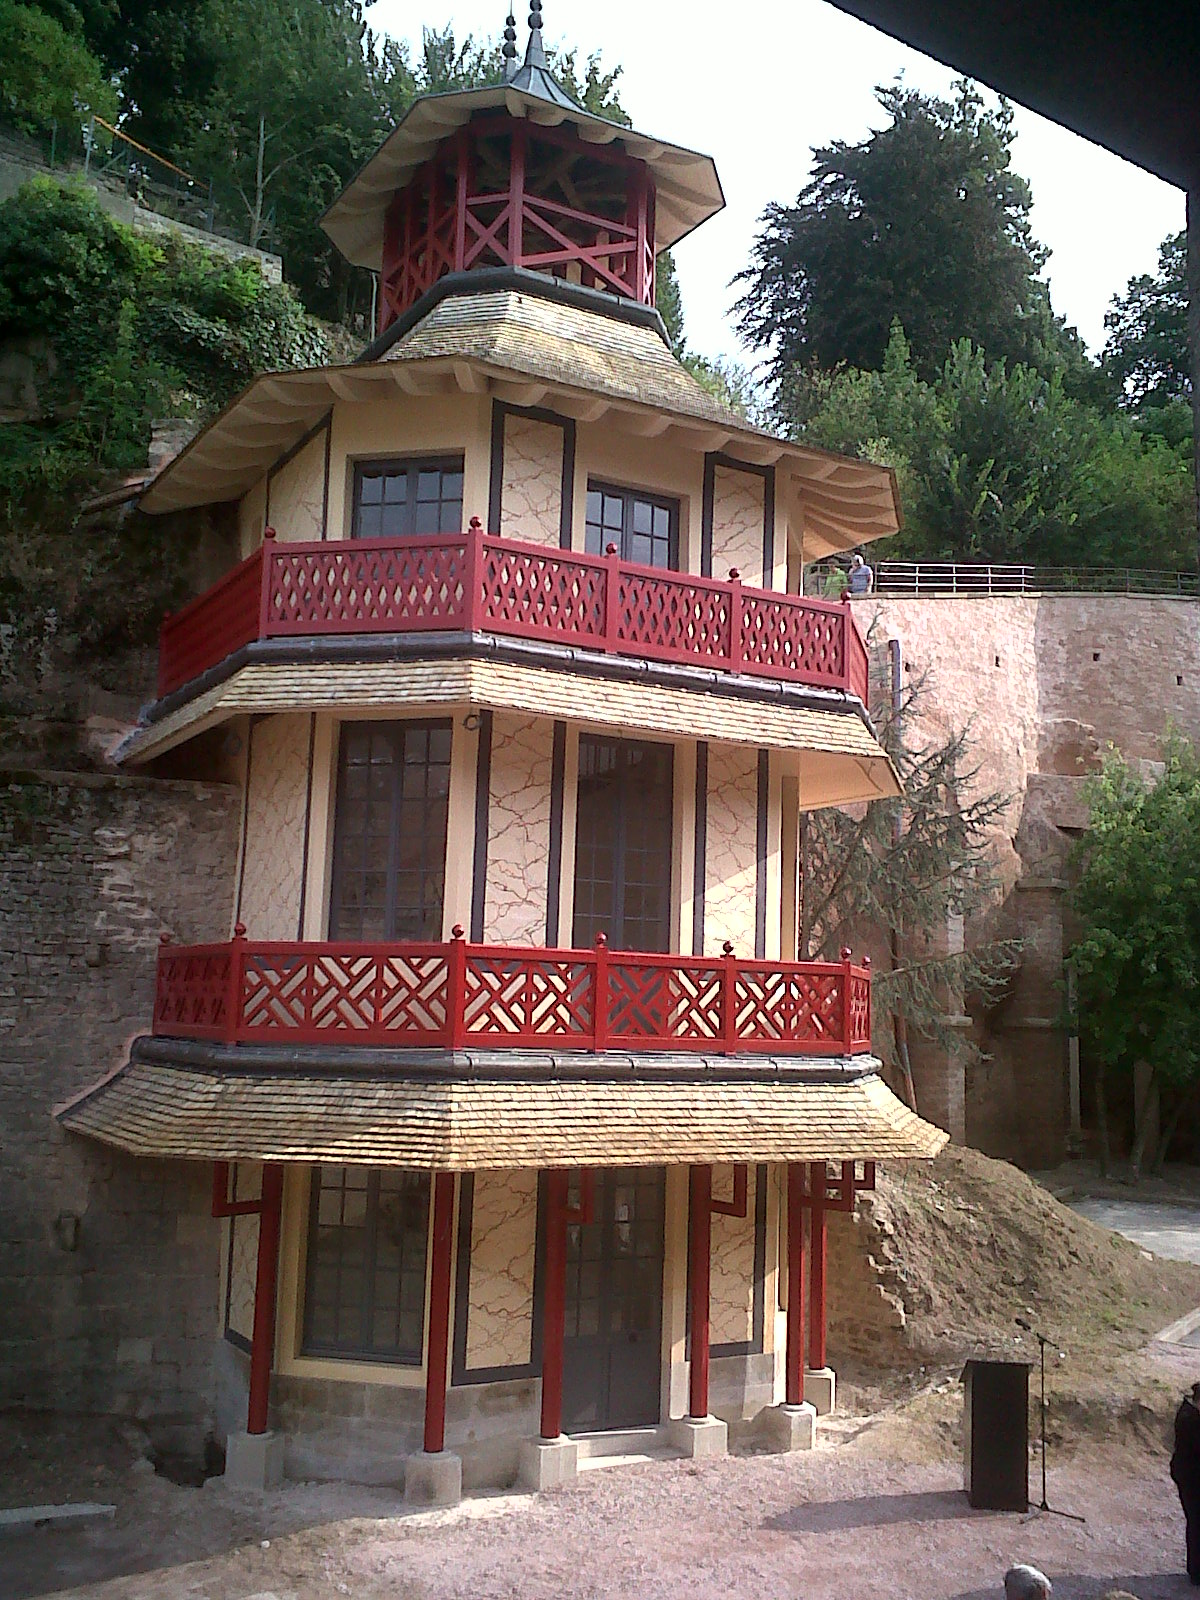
[153,934,871,1056]
[157,524,870,704]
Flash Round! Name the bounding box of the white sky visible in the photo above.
[369,0,1185,371]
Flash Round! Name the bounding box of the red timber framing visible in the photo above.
[378,117,656,333]
[157,523,871,706]
[784,1160,876,1400]
[688,1165,712,1419]
[212,1160,284,1435]
[155,929,873,1058]
[423,1172,456,1453]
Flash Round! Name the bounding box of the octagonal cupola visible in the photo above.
[321,3,724,334]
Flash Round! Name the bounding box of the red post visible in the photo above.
[246,1162,284,1435]
[785,1163,806,1406]
[423,1171,456,1454]
[508,122,526,266]
[688,1164,712,1419]
[721,940,738,1053]
[454,126,469,271]
[728,569,743,674]
[840,946,854,1053]
[447,924,467,1049]
[592,933,609,1051]
[540,1169,569,1439]
[226,922,247,1042]
[808,1161,828,1374]
[603,541,621,654]
[258,527,276,642]
[464,516,483,633]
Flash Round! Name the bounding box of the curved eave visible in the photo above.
[320,84,726,268]
[137,358,900,559]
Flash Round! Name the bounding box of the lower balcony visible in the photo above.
[153,931,872,1056]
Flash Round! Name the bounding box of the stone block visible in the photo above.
[668,1415,728,1459]
[403,1449,462,1507]
[518,1434,578,1491]
[224,1430,284,1491]
[804,1366,836,1415]
[763,1401,816,1453]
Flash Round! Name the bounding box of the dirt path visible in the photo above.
[4,1421,1194,1600]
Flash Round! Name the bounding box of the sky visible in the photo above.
[369,0,1185,372]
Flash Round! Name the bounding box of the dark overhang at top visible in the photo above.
[827,1,1200,189]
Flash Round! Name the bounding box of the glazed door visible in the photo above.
[560,1167,666,1433]
[572,737,674,952]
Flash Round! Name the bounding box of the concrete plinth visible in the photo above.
[668,1415,728,1459]
[223,1430,284,1491]
[805,1367,836,1415]
[403,1450,462,1507]
[519,1435,579,1491]
[763,1401,817,1453]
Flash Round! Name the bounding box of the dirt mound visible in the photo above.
[858,1145,1200,1375]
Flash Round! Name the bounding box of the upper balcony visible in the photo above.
[156,520,871,704]
[153,930,873,1057]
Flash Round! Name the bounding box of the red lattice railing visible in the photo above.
[156,523,871,704]
[153,930,872,1055]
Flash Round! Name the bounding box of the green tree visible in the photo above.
[0,0,116,130]
[735,80,1088,392]
[1103,230,1191,414]
[792,322,1194,570]
[1070,737,1200,1176]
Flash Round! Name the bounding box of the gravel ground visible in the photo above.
[4,1423,1196,1600]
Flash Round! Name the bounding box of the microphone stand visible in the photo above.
[1018,1320,1086,1524]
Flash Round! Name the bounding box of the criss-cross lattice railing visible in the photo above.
[153,929,872,1055]
[157,524,871,703]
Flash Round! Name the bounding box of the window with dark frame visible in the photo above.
[329,721,452,942]
[302,1166,430,1362]
[352,456,464,539]
[584,481,678,570]
[572,735,674,952]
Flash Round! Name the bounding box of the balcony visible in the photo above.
[153,931,873,1056]
[156,521,870,702]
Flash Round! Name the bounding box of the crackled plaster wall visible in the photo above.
[710,1164,759,1348]
[462,1171,539,1371]
[223,1162,263,1345]
[500,415,562,547]
[483,713,554,946]
[704,744,759,958]
[712,465,767,589]
[267,426,328,543]
[237,713,312,939]
[237,476,267,558]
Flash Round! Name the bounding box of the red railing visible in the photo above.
[153,930,872,1056]
[156,523,871,703]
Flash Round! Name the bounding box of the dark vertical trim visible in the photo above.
[559,416,576,550]
[755,748,770,960]
[487,401,505,531]
[470,710,493,942]
[233,717,257,928]
[450,1171,475,1384]
[692,741,708,956]
[296,713,318,939]
[701,454,716,578]
[546,721,567,945]
[762,464,776,588]
[320,413,333,540]
[451,1172,546,1386]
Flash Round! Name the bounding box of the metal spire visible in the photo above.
[505,0,579,109]
[502,11,518,80]
[524,0,548,69]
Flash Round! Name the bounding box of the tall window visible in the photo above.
[302,1166,430,1362]
[573,736,674,952]
[329,721,452,941]
[352,456,464,538]
[585,481,678,570]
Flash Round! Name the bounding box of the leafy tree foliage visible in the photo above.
[1071,737,1200,1175]
[735,81,1089,393]
[0,0,116,129]
[791,323,1194,570]
[1103,230,1190,415]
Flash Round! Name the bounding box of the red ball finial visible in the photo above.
[469,515,482,532]
[840,946,853,961]
[263,526,277,541]
[451,923,465,940]
[722,940,735,957]
[234,922,247,939]
[595,931,608,949]
[728,568,740,581]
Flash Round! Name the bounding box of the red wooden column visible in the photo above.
[423,1172,457,1454]
[688,1164,713,1419]
[540,1169,569,1440]
[246,1163,284,1435]
[807,1161,828,1373]
[785,1163,806,1407]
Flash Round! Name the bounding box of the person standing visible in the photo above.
[1171,1381,1200,1583]
[847,552,874,595]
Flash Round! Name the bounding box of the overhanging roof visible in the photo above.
[829,1,1200,187]
[322,83,726,271]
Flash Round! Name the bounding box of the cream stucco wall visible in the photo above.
[237,712,312,939]
[712,464,767,589]
[267,426,328,542]
[710,1163,759,1348]
[238,476,267,558]
[484,713,555,946]
[500,415,562,546]
[223,1161,262,1344]
[703,743,760,958]
[462,1170,539,1371]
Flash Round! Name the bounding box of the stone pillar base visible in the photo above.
[404,1449,462,1507]
[223,1430,284,1491]
[519,1435,578,1491]
[668,1415,728,1459]
[763,1401,817,1453]
[804,1367,836,1415]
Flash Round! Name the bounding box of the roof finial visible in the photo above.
[502,10,518,79]
[525,0,548,69]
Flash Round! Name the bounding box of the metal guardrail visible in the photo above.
[805,560,1200,599]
